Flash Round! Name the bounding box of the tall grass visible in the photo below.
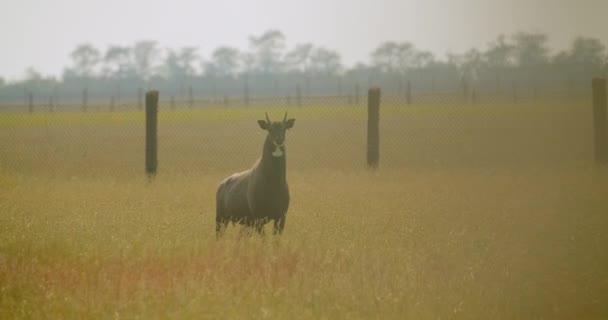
[1,100,607,318]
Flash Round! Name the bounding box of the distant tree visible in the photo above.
[0,77,4,86]
[371,42,399,72]
[567,37,606,66]
[248,29,286,74]
[164,47,199,79]
[461,49,485,82]
[344,62,372,84]
[308,47,342,75]
[484,34,515,68]
[132,41,160,81]
[371,41,418,73]
[412,51,435,68]
[204,46,241,77]
[68,44,101,78]
[103,45,134,79]
[240,52,256,75]
[24,67,43,83]
[284,43,314,73]
[446,52,464,69]
[512,32,549,67]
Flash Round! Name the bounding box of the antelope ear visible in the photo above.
[285,118,295,129]
[257,120,268,130]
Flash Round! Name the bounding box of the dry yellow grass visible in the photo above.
[1,100,607,319]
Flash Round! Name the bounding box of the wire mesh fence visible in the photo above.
[0,85,602,179]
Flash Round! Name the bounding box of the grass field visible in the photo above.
[1,100,607,319]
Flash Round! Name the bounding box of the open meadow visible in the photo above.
[1,98,607,319]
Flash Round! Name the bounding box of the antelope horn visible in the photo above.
[283,111,288,123]
[265,112,271,123]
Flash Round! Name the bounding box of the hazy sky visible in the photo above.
[1,0,607,80]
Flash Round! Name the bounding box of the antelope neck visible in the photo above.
[260,134,286,179]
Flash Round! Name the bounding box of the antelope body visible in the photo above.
[215,113,295,237]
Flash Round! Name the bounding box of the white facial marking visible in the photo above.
[272,142,284,157]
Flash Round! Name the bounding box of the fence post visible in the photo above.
[188,85,194,108]
[145,90,159,177]
[48,96,54,113]
[82,88,88,112]
[592,78,607,164]
[296,84,302,107]
[28,92,34,113]
[355,83,360,105]
[367,87,381,168]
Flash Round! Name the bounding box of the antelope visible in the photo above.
[215,112,295,237]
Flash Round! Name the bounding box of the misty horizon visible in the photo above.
[1,0,607,81]
[2,30,608,83]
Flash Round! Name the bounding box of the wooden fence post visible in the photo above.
[592,78,607,164]
[146,90,159,177]
[367,87,381,168]
[188,85,194,108]
[355,83,360,105]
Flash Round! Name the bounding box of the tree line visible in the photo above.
[1,29,607,103]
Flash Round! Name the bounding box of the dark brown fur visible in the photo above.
[216,115,295,237]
